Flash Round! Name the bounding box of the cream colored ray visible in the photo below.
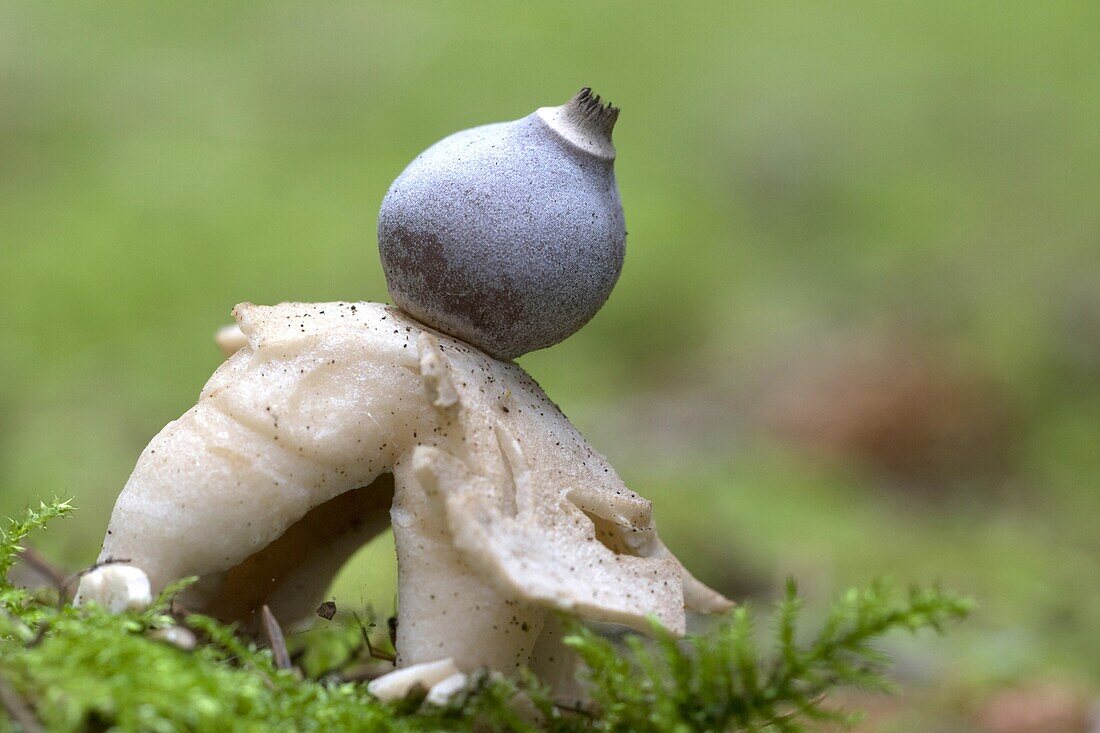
[77,301,731,693]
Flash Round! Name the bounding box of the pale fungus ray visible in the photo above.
[77,301,729,690]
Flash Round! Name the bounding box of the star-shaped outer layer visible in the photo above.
[78,301,731,683]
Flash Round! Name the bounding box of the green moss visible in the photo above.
[0,501,969,732]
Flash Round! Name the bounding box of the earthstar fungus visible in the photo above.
[379,88,626,360]
[77,90,732,703]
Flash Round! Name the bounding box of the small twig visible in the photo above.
[553,701,597,718]
[367,639,395,663]
[0,675,43,733]
[260,605,293,671]
[25,622,49,649]
[169,597,201,620]
[17,547,67,590]
[353,612,396,663]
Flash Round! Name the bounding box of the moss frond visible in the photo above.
[0,499,970,732]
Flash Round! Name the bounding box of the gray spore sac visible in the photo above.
[378,89,626,361]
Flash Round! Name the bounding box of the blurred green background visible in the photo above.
[3,2,1100,730]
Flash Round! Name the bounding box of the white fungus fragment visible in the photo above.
[367,658,461,702]
[149,625,198,651]
[425,671,469,706]
[214,324,248,357]
[73,563,152,613]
